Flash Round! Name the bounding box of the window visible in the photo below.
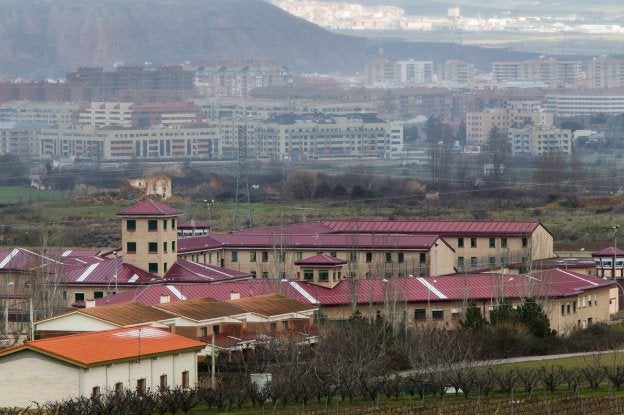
[470,257,477,267]
[127,242,136,253]
[148,242,158,253]
[566,303,571,314]
[94,291,104,299]
[366,252,373,263]
[251,271,257,278]
[319,270,329,281]
[137,378,146,396]
[163,242,168,252]
[261,251,269,262]
[489,238,495,248]
[279,251,286,263]
[501,237,508,248]
[92,386,100,400]
[457,257,464,267]
[522,237,528,247]
[303,270,314,281]
[561,304,565,315]
[148,220,157,231]
[573,301,577,313]
[470,238,477,248]
[231,251,238,262]
[432,310,444,320]
[282,321,289,330]
[489,257,496,266]
[262,271,268,279]
[296,251,303,261]
[172,241,176,252]
[250,252,257,262]
[172,219,176,229]
[414,309,426,321]
[115,383,123,394]
[451,308,462,320]
[164,263,168,273]
[457,237,464,248]
[330,251,337,257]
[501,257,507,266]
[385,252,392,263]
[160,375,168,390]
[74,292,85,302]
[398,252,404,263]
[163,220,168,230]
[126,220,136,231]
[149,263,158,273]
[420,253,426,263]
[182,371,190,389]
[349,251,357,263]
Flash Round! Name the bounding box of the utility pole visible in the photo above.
[613,225,620,280]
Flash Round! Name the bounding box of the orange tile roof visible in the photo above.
[0,326,204,367]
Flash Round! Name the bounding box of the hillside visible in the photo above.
[0,0,534,78]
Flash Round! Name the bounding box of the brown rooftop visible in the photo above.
[227,293,316,317]
[77,302,175,326]
[154,297,247,321]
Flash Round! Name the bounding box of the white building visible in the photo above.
[545,90,624,116]
[509,126,572,156]
[0,326,204,408]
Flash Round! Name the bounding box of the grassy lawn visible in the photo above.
[0,186,64,204]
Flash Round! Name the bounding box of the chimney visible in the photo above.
[85,299,96,308]
[230,291,240,300]
[160,294,170,304]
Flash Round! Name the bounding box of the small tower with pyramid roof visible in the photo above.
[117,199,180,278]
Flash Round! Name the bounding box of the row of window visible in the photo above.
[231,250,424,264]
[127,241,176,254]
[457,256,522,268]
[126,219,176,232]
[413,309,461,321]
[91,371,190,399]
[457,237,528,249]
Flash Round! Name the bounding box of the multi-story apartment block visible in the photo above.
[78,102,201,128]
[78,102,133,128]
[492,59,583,87]
[365,58,433,87]
[0,122,48,158]
[254,113,402,161]
[194,61,294,97]
[509,126,572,156]
[436,60,475,85]
[38,124,221,162]
[545,89,624,116]
[586,58,624,89]
[465,108,554,144]
[197,97,375,120]
[0,101,78,126]
[66,66,195,101]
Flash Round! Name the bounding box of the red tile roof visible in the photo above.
[223,220,545,238]
[179,233,440,253]
[93,269,610,309]
[0,326,204,367]
[60,257,158,286]
[117,199,180,216]
[178,219,209,229]
[592,247,624,257]
[320,220,544,237]
[295,254,348,266]
[164,259,251,283]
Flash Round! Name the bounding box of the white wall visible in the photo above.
[0,350,80,408]
[36,313,119,332]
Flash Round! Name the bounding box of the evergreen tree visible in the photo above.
[459,301,488,331]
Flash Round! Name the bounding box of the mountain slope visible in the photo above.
[0,0,534,78]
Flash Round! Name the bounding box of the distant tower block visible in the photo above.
[448,6,460,18]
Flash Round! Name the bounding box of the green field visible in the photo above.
[0,186,64,205]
